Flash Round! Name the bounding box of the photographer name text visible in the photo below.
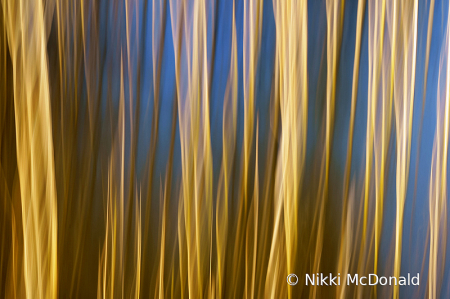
[304,273,419,286]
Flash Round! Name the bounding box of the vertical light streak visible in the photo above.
[338,0,365,297]
[392,1,418,298]
[428,4,450,297]
[175,0,213,297]
[245,120,259,299]
[169,0,186,297]
[1,0,58,298]
[269,0,308,298]
[230,0,262,296]
[215,1,238,297]
[362,1,386,282]
[1,0,449,298]
[312,1,345,297]
[242,0,263,209]
[157,182,167,299]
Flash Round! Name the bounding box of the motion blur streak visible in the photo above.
[1,0,450,298]
[269,0,308,298]
[428,4,450,297]
[1,0,58,298]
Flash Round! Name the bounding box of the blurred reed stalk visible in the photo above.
[428,4,450,296]
[0,0,449,298]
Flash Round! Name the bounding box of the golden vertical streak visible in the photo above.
[1,0,58,298]
[143,0,167,294]
[266,1,283,297]
[10,208,22,299]
[215,1,238,297]
[242,0,262,208]
[338,1,365,297]
[174,0,213,297]
[428,4,450,297]
[168,0,186,297]
[392,1,418,298]
[312,1,344,297]
[0,8,8,297]
[374,0,394,288]
[178,0,194,296]
[158,182,167,299]
[231,4,263,294]
[133,188,142,299]
[269,0,308,298]
[246,119,259,299]
[97,54,143,299]
[230,0,262,296]
[362,2,386,277]
[3,0,448,297]
[72,0,104,294]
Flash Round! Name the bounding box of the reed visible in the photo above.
[0,0,449,298]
